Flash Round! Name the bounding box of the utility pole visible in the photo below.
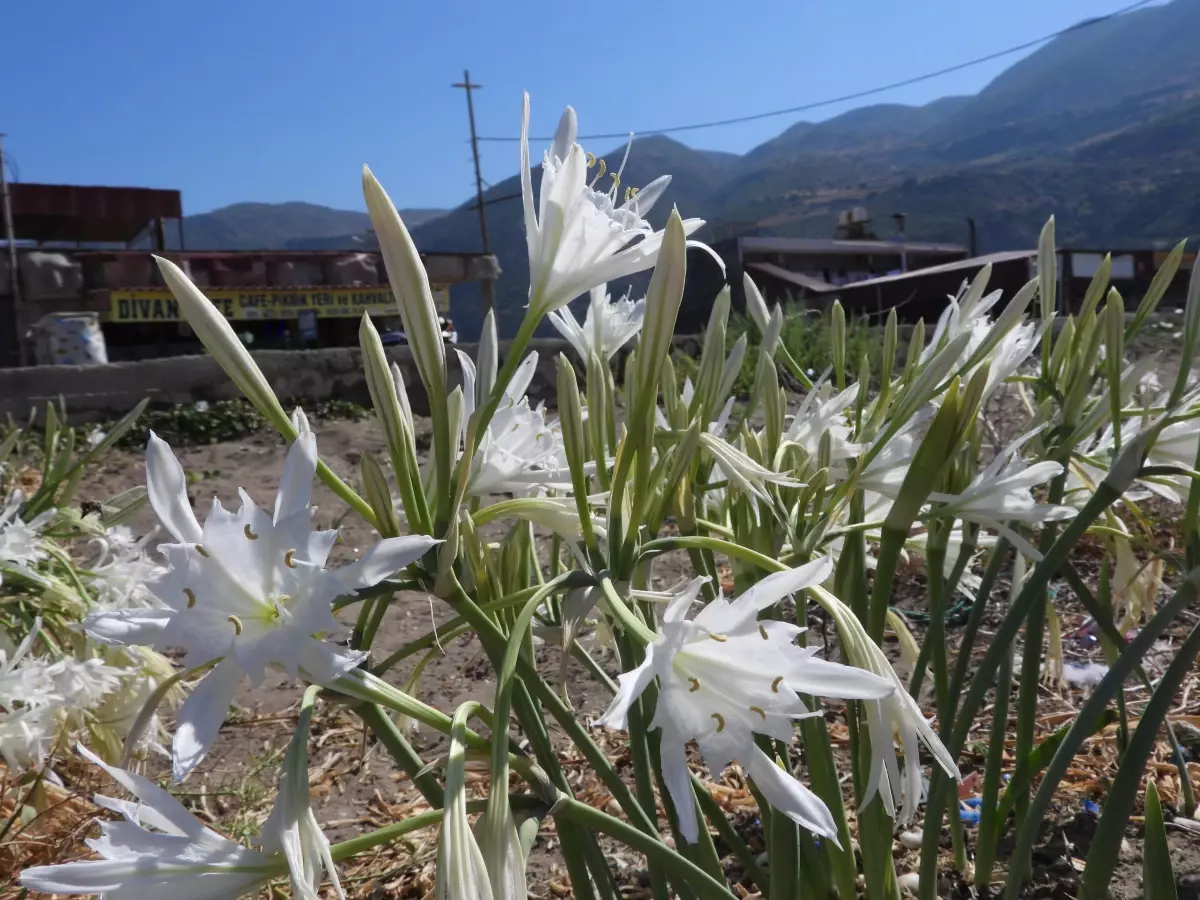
[0,134,25,366]
[452,70,495,316]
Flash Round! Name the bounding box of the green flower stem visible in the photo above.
[639,535,788,575]
[691,770,771,892]
[441,576,664,844]
[1081,616,1200,897]
[1012,472,1065,848]
[450,313,543,535]
[920,535,967,872]
[763,739,799,900]
[613,633,673,900]
[370,585,542,676]
[552,796,738,900]
[599,576,659,645]
[974,645,1012,889]
[866,525,909,640]
[486,574,578,898]
[328,796,545,862]
[357,703,443,807]
[947,537,1010,711]
[917,482,1120,900]
[1004,568,1200,899]
[358,588,392,652]
[1058,560,1197,816]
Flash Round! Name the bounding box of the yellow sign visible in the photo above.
[108,286,450,323]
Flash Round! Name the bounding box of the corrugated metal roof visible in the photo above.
[748,249,1035,295]
[745,262,837,293]
[739,236,968,256]
[11,183,183,243]
[834,249,1036,290]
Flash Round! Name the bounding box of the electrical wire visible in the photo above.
[479,0,1160,143]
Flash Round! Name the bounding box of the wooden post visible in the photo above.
[452,70,495,317]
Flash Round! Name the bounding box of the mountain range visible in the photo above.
[179,0,1200,340]
[176,202,445,251]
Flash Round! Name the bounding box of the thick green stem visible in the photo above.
[357,703,443,807]
[1004,568,1200,899]
[553,797,738,900]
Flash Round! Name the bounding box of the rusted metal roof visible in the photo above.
[739,236,968,256]
[745,262,837,293]
[10,183,183,243]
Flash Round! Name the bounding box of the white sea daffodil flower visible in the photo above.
[549,284,646,362]
[599,560,894,844]
[84,428,439,780]
[0,491,52,585]
[21,744,342,900]
[927,430,1076,560]
[783,381,862,466]
[457,348,573,496]
[808,585,961,823]
[521,94,709,317]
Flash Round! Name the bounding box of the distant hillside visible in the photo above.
[184,1,1200,339]
[408,0,1200,340]
[177,202,444,250]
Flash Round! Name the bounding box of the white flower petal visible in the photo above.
[744,744,840,844]
[334,535,441,593]
[172,658,244,781]
[82,608,173,647]
[274,428,317,524]
[661,735,700,844]
[146,433,202,544]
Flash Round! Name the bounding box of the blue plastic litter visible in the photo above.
[963,797,982,808]
[1082,799,1101,815]
[959,806,981,825]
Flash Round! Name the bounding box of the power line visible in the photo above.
[479,0,1159,143]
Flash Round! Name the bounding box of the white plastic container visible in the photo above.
[31,313,109,366]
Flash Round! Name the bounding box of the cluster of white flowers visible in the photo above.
[0,621,124,771]
[16,92,1200,900]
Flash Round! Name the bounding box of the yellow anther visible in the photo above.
[711,713,725,733]
[750,705,767,722]
[709,633,728,642]
[227,615,243,635]
[609,172,621,191]
[759,625,769,640]
[595,158,606,178]
[195,544,210,558]
[243,524,258,541]
[625,185,633,202]
[628,186,639,198]
[284,549,297,568]
[183,588,197,609]
[586,151,597,168]
[771,676,784,693]
[688,678,701,692]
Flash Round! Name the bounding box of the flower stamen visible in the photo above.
[709,633,728,642]
[243,524,258,541]
[227,614,243,635]
[195,544,210,558]
[284,549,297,568]
[711,713,725,733]
[759,625,769,640]
[183,588,197,608]
[688,677,701,692]
[750,705,767,722]
[771,676,784,693]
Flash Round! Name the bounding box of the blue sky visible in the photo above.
[2,0,1159,216]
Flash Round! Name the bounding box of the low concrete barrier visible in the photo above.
[0,337,705,421]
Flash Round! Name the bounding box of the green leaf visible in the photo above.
[994,708,1118,828]
[1143,780,1178,900]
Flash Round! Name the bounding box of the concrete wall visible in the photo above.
[0,337,704,422]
